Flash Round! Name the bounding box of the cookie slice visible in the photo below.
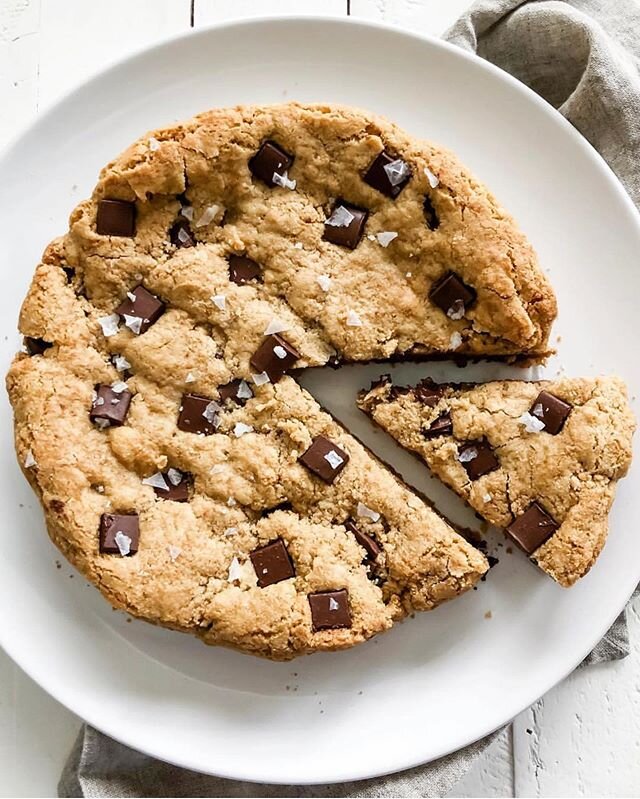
[358,375,635,587]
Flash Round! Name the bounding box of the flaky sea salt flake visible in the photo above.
[532,403,544,418]
[447,300,465,321]
[167,545,181,561]
[375,231,398,248]
[236,380,253,400]
[316,274,332,292]
[98,314,120,338]
[114,531,132,557]
[324,450,344,470]
[293,242,303,249]
[113,355,131,372]
[211,294,226,311]
[224,527,238,537]
[195,204,221,227]
[228,556,243,582]
[383,158,410,187]
[111,381,128,394]
[272,171,296,190]
[483,493,493,503]
[185,371,197,384]
[458,448,478,463]
[177,227,191,245]
[424,166,439,188]
[346,309,362,327]
[142,472,169,491]
[252,371,271,386]
[203,401,221,425]
[519,411,545,433]
[180,205,194,221]
[24,450,36,468]
[148,136,161,151]
[167,468,183,486]
[227,497,237,507]
[449,331,463,350]
[123,315,143,335]
[329,598,340,611]
[234,422,253,438]
[326,206,355,228]
[357,501,380,522]
[264,318,289,336]
[273,345,288,360]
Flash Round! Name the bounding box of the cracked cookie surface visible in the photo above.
[358,375,635,587]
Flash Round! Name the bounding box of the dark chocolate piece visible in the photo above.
[250,334,299,383]
[99,512,139,555]
[96,199,136,237]
[530,391,572,435]
[429,272,476,317]
[228,255,262,285]
[249,140,294,187]
[308,589,352,631]
[153,470,190,502]
[299,435,349,484]
[90,384,132,428]
[345,519,381,562]
[250,538,296,588]
[363,151,411,198]
[24,337,52,356]
[458,439,499,480]
[424,411,453,439]
[506,502,558,554]
[218,379,253,405]
[177,393,219,435]
[414,378,445,407]
[169,219,196,248]
[115,285,165,335]
[323,202,368,249]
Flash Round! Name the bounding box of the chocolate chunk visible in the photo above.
[424,411,453,439]
[429,272,476,317]
[250,334,299,382]
[250,538,296,588]
[218,379,253,406]
[345,519,381,562]
[323,202,368,249]
[99,513,139,555]
[308,589,352,631]
[458,439,499,480]
[299,435,349,484]
[115,285,165,335]
[177,393,219,435]
[423,195,440,230]
[530,391,572,435]
[228,255,262,285]
[96,199,136,237]
[414,378,445,407]
[363,151,412,198]
[249,140,294,187]
[506,502,558,554]
[90,384,132,428]
[24,337,52,356]
[169,219,196,248]
[153,470,190,502]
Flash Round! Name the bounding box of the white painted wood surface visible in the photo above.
[1,1,639,796]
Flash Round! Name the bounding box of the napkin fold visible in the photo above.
[59,2,640,795]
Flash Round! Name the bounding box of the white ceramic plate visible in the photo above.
[0,16,638,785]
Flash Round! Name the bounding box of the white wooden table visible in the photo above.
[1,1,639,796]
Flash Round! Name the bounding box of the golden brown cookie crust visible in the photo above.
[358,375,635,587]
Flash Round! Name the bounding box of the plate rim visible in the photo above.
[1,14,640,784]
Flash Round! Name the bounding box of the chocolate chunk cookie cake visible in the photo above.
[6,102,559,659]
